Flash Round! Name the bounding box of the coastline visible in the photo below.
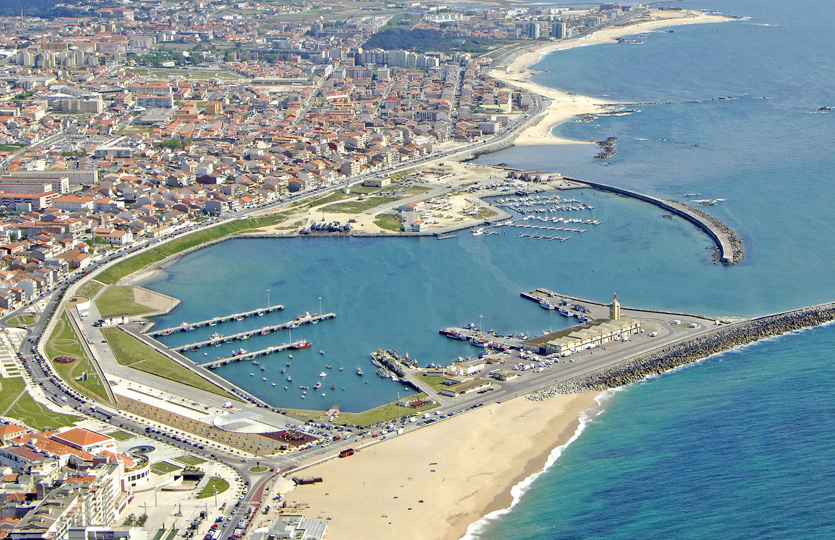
[491,10,735,146]
[291,392,600,540]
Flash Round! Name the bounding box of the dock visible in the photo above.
[148,305,286,337]
[439,327,525,350]
[172,313,336,352]
[202,340,312,369]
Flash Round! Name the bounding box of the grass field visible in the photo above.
[1,376,79,431]
[97,213,288,285]
[323,196,400,214]
[7,314,36,326]
[197,477,229,499]
[419,374,448,391]
[107,430,135,441]
[174,455,206,466]
[77,281,104,299]
[373,214,403,232]
[94,286,158,318]
[101,328,233,399]
[46,313,110,402]
[151,461,182,474]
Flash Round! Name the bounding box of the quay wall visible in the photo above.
[566,177,744,264]
[529,301,835,399]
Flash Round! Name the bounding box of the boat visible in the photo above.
[250,373,254,376]
[261,366,266,371]
[209,332,223,340]
[326,365,332,369]
[281,368,285,374]
[272,383,276,386]
[181,322,195,332]
[287,376,293,382]
[233,349,247,357]
[288,354,293,359]
[252,360,259,365]
[471,228,484,236]
[208,320,218,327]
[321,393,326,397]
[356,366,363,376]
[331,384,335,390]
[261,329,271,336]
[299,385,309,390]
[540,300,556,310]
[290,340,312,350]
[313,382,322,389]
[235,315,245,321]
[318,372,327,378]
[257,311,265,317]
[319,350,325,355]
[339,367,344,371]
[239,335,250,341]
[262,377,267,381]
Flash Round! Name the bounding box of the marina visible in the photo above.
[147,304,286,336]
[202,340,314,369]
[168,312,336,352]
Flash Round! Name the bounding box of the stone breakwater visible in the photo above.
[667,200,746,264]
[529,302,835,400]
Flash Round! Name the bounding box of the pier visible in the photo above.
[147,305,286,337]
[171,313,337,352]
[439,327,525,350]
[202,340,312,369]
[566,177,743,264]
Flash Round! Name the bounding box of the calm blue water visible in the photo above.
[142,0,835,536]
[468,0,835,538]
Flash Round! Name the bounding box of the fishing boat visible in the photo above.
[233,349,247,357]
[235,315,245,321]
[313,382,321,389]
[540,300,556,310]
[209,332,223,340]
[319,350,325,355]
[356,366,363,376]
[181,322,195,332]
[290,340,312,350]
[299,385,309,390]
[261,329,271,336]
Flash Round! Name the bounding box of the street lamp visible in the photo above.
[478,314,483,331]
[266,289,271,308]
[318,297,322,315]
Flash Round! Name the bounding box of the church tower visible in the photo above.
[609,293,621,320]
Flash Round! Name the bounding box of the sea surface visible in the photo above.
[141,0,835,536]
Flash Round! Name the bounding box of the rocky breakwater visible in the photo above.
[529,301,835,400]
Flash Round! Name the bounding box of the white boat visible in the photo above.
[540,300,556,310]
[471,228,484,236]
[319,350,325,355]
[319,372,327,377]
[356,366,364,376]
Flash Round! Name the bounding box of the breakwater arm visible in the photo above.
[567,177,744,264]
[530,301,835,398]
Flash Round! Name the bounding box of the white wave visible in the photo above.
[460,394,608,540]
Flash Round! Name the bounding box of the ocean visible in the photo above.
[466,0,835,538]
[140,0,835,536]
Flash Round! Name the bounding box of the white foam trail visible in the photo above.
[460,393,611,540]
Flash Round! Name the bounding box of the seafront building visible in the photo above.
[523,295,641,355]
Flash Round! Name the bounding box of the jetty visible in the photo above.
[148,305,286,336]
[439,326,525,350]
[202,340,311,369]
[566,177,743,264]
[171,312,336,352]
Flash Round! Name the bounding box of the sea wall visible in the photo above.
[529,301,835,399]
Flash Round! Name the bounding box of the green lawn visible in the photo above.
[305,190,352,209]
[174,455,206,466]
[419,374,448,391]
[107,430,135,441]
[248,465,269,473]
[477,208,498,220]
[77,281,104,299]
[7,314,36,326]
[95,286,158,318]
[46,313,110,402]
[97,213,288,285]
[101,328,234,399]
[151,461,182,474]
[1,376,79,431]
[323,196,400,214]
[197,477,229,499]
[373,214,403,232]
[335,394,436,427]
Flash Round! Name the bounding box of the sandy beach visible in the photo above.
[289,392,600,540]
[492,10,734,146]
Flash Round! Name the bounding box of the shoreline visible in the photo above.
[491,10,736,147]
[290,392,600,540]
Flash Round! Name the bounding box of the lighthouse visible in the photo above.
[609,293,621,321]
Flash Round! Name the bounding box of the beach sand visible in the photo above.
[288,392,600,540]
[492,10,734,146]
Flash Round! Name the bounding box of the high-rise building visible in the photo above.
[527,21,541,39]
[552,21,567,39]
